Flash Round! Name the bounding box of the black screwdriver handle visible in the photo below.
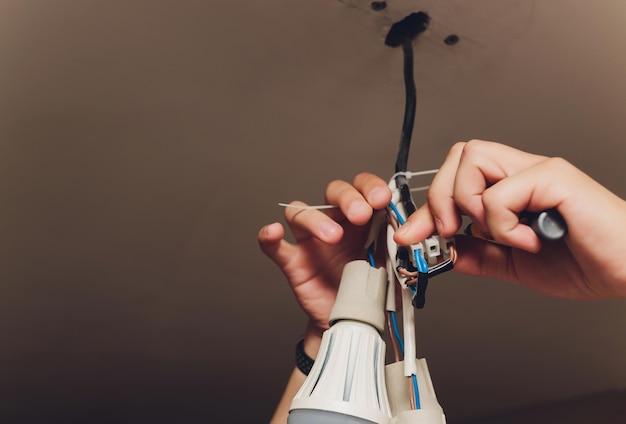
[520,209,567,241]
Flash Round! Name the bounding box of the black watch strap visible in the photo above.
[295,338,315,376]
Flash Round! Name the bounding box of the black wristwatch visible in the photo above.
[295,338,315,376]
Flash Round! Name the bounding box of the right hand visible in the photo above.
[394,140,626,300]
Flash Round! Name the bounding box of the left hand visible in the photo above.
[258,173,391,346]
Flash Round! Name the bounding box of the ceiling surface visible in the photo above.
[1,1,626,422]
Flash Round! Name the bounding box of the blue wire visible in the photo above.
[389,310,404,356]
[411,374,421,409]
[367,245,376,268]
[414,249,428,274]
[388,202,405,225]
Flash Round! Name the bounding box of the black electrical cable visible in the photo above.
[395,39,417,174]
[385,12,430,222]
[385,11,430,175]
[412,273,429,309]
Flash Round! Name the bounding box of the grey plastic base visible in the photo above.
[288,409,377,424]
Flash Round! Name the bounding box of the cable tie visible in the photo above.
[278,203,338,210]
[391,169,439,181]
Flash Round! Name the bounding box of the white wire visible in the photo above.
[401,287,418,377]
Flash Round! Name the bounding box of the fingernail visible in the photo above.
[263,222,279,237]
[320,221,340,239]
[347,200,370,219]
[396,221,411,236]
[369,187,387,205]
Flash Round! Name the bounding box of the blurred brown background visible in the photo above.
[1,0,625,422]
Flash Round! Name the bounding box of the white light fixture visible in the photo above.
[288,260,445,423]
[289,260,392,424]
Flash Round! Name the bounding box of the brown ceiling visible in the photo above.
[1,0,625,422]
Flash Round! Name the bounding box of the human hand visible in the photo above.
[258,173,392,351]
[394,140,626,300]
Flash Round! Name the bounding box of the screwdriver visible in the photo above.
[465,208,567,241]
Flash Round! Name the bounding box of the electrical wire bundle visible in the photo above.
[371,10,456,413]
[385,172,456,309]
[366,170,456,413]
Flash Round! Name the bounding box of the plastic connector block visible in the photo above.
[409,242,424,270]
[439,236,451,255]
[424,237,440,265]
[424,237,440,258]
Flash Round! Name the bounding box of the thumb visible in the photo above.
[258,222,297,270]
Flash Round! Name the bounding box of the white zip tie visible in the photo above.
[391,169,439,181]
[278,203,338,210]
[409,185,430,193]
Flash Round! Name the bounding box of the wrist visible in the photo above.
[303,320,325,359]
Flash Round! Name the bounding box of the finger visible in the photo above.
[353,172,393,210]
[427,141,466,237]
[257,222,298,269]
[284,201,344,244]
[453,140,546,232]
[324,178,374,226]
[451,235,518,282]
[393,202,436,246]
[480,157,570,253]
